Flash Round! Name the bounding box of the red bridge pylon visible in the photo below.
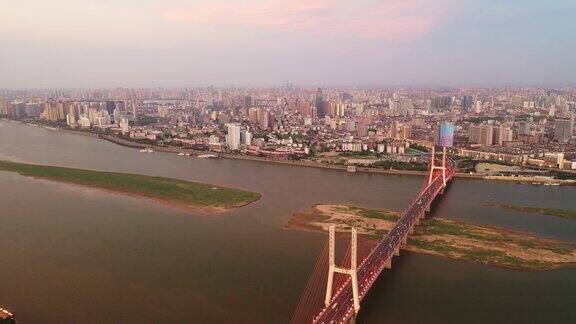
[428,145,447,188]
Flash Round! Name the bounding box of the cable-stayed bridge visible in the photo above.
[292,147,454,324]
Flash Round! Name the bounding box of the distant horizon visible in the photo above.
[2,82,576,92]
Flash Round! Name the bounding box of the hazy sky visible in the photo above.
[1,0,575,88]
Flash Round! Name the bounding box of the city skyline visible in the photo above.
[1,0,576,88]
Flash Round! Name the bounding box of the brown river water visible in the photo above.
[0,120,575,323]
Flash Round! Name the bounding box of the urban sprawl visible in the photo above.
[1,86,575,180]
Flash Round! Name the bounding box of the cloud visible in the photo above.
[164,0,335,29]
[164,0,454,41]
[340,0,455,40]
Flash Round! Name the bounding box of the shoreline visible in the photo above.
[3,118,574,185]
[284,204,576,271]
[0,160,261,213]
[28,175,230,215]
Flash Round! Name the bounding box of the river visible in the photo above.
[0,120,575,323]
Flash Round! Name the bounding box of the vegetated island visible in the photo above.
[0,160,260,212]
[285,204,576,271]
[484,203,576,220]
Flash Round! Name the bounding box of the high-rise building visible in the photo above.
[244,96,253,108]
[390,121,400,139]
[400,124,412,140]
[461,95,474,111]
[66,113,77,127]
[469,124,493,146]
[357,118,369,137]
[43,102,55,120]
[119,118,130,134]
[129,99,137,118]
[469,125,481,144]
[300,101,313,117]
[328,102,346,117]
[240,129,252,146]
[432,96,452,109]
[257,109,269,129]
[8,101,26,118]
[474,100,483,114]
[92,110,111,127]
[554,118,573,143]
[248,107,259,125]
[78,115,91,128]
[434,122,454,147]
[493,125,513,146]
[43,101,66,121]
[113,108,124,125]
[316,88,325,117]
[24,102,43,118]
[226,123,241,150]
[105,101,116,116]
[480,125,494,146]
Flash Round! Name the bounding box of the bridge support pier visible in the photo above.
[384,258,392,269]
[325,225,361,314]
[394,246,400,256]
[348,315,357,324]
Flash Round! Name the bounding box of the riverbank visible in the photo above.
[3,118,574,185]
[285,204,576,271]
[0,160,261,212]
[485,203,576,220]
[483,175,576,185]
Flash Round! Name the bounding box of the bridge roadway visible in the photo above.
[313,165,453,324]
